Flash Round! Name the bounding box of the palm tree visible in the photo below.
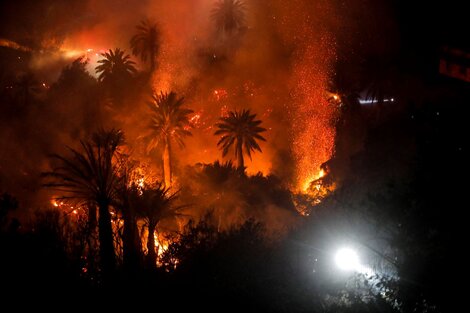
[113,163,143,271]
[130,19,161,74]
[43,129,124,276]
[95,48,137,83]
[215,109,266,172]
[146,92,193,187]
[211,0,246,38]
[136,183,182,268]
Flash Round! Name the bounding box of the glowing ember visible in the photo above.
[188,111,203,129]
[51,199,65,208]
[220,104,230,118]
[137,177,145,189]
[213,89,228,101]
[273,0,338,191]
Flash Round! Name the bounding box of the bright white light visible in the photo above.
[335,247,360,271]
[359,98,395,105]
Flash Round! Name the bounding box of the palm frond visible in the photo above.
[214,108,266,164]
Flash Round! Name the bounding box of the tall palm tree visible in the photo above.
[211,0,246,38]
[136,183,182,268]
[146,92,193,187]
[95,48,137,83]
[130,19,161,74]
[215,109,266,172]
[113,163,143,271]
[43,129,124,276]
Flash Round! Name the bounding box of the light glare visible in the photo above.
[335,247,360,271]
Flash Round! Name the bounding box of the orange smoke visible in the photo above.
[42,0,338,189]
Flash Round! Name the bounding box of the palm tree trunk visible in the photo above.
[147,223,157,268]
[237,140,244,172]
[163,137,172,187]
[150,52,156,74]
[122,206,140,271]
[88,202,97,231]
[98,201,116,277]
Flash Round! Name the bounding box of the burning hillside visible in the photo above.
[1,0,341,269]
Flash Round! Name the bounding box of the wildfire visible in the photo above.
[58,44,107,75]
[188,111,204,129]
[50,198,83,217]
[213,89,228,101]
[220,104,229,118]
[130,164,157,195]
[302,168,325,192]
[51,199,63,207]
[137,177,145,189]
[280,0,337,191]
[154,232,169,264]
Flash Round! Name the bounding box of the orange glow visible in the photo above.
[43,0,339,222]
[265,0,338,191]
[129,164,158,194]
[0,38,31,52]
[137,177,145,189]
[154,232,169,263]
[213,89,228,101]
[302,168,325,192]
[51,199,65,208]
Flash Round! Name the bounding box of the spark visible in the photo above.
[213,89,228,101]
[189,112,203,128]
[270,0,338,191]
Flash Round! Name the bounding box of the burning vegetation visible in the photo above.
[1,1,465,312]
[1,0,339,252]
[1,0,347,302]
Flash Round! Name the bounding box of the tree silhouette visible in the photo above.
[215,109,266,172]
[146,92,193,187]
[113,162,143,271]
[136,183,182,268]
[14,72,40,106]
[211,0,246,38]
[95,48,137,83]
[0,192,18,230]
[49,57,100,138]
[130,19,161,74]
[43,129,124,277]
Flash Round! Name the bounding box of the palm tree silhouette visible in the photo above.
[136,183,182,268]
[43,129,124,276]
[146,92,193,187]
[215,109,266,172]
[113,164,143,271]
[130,19,161,74]
[211,0,246,38]
[95,48,137,83]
